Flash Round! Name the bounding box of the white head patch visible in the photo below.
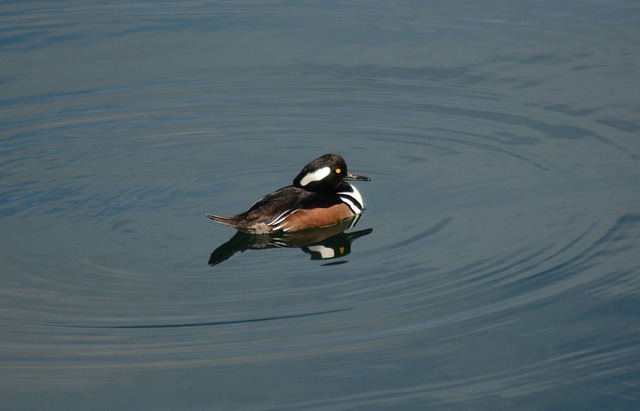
[299,166,331,186]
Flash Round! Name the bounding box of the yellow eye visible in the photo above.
[335,168,341,174]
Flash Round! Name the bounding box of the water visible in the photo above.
[2,1,640,410]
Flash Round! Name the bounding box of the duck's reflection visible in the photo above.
[209,217,372,266]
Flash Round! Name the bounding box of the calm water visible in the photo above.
[2,1,640,410]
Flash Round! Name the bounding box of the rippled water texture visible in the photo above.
[2,1,640,410]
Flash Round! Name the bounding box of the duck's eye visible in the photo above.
[335,168,341,174]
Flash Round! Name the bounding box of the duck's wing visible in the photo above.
[247,185,347,221]
[244,186,311,225]
[208,186,347,233]
[207,186,303,231]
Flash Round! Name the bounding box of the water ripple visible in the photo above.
[2,2,640,408]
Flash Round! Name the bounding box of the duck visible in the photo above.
[207,153,370,234]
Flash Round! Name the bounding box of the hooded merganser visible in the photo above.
[207,153,370,234]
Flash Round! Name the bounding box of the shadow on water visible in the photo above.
[208,217,372,266]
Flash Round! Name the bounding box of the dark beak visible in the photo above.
[345,171,371,181]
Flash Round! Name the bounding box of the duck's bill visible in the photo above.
[345,171,371,181]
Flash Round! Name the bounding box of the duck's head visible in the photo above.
[293,153,370,192]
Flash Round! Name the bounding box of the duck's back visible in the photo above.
[244,186,309,222]
[208,185,352,234]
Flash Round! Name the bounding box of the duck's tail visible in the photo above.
[206,213,243,228]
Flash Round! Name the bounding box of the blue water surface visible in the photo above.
[1,1,639,410]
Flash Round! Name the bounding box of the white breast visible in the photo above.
[337,184,365,215]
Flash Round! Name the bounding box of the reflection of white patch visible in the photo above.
[307,245,335,259]
[300,166,331,186]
